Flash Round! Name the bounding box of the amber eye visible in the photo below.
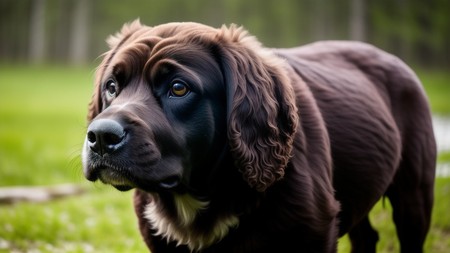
[170,81,189,97]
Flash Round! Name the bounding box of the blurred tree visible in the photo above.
[52,0,71,62]
[0,0,30,62]
[350,0,366,41]
[0,0,448,68]
[69,0,91,65]
[311,0,327,41]
[29,0,46,64]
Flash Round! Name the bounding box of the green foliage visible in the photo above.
[439,152,450,163]
[418,70,450,114]
[0,66,449,252]
[1,0,449,67]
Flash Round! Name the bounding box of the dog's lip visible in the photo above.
[85,162,185,193]
[88,164,136,191]
[98,167,135,187]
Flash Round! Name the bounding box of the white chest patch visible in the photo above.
[144,193,239,251]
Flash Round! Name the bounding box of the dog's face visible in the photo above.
[82,21,298,195]
[83,22,228,193]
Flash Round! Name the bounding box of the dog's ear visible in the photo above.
[216,25,299,192]
[88,19,146,122]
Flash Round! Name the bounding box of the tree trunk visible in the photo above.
[29,0,46,64]
[350,0,366,41]
[311,0,327,41]
[69,0,91,65]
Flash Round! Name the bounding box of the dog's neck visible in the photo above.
[144,193,239,251]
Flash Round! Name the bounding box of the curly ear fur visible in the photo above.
[216,25,299,192]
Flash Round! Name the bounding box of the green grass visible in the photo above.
[0,66,449,252]
[0,66,92,186]
[439,152,450,164]
[0,188,146,252]
[418,70,450,115]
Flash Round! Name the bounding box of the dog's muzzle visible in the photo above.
[83,118,183,192]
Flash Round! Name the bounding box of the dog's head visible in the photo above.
[82,20,298,194]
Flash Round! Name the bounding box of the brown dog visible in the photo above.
[82,20,436,253]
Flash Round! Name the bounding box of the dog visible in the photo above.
[82,20,436,252]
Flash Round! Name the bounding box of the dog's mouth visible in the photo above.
[85,162,184,192]
[86,164,136,191]
[97,167,135,191]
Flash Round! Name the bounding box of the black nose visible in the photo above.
[87,119,126,155]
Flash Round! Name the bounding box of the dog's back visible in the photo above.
[276,41,436,252]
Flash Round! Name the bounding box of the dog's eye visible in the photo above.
[169,81,189,97]
[106,80,117,98]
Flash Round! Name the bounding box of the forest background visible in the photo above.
[0,0,449,69]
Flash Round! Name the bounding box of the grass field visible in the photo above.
[0,65,449,252]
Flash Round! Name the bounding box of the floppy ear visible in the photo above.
[216,25,299,192]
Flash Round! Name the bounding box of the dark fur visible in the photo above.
[82,20,436,253]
